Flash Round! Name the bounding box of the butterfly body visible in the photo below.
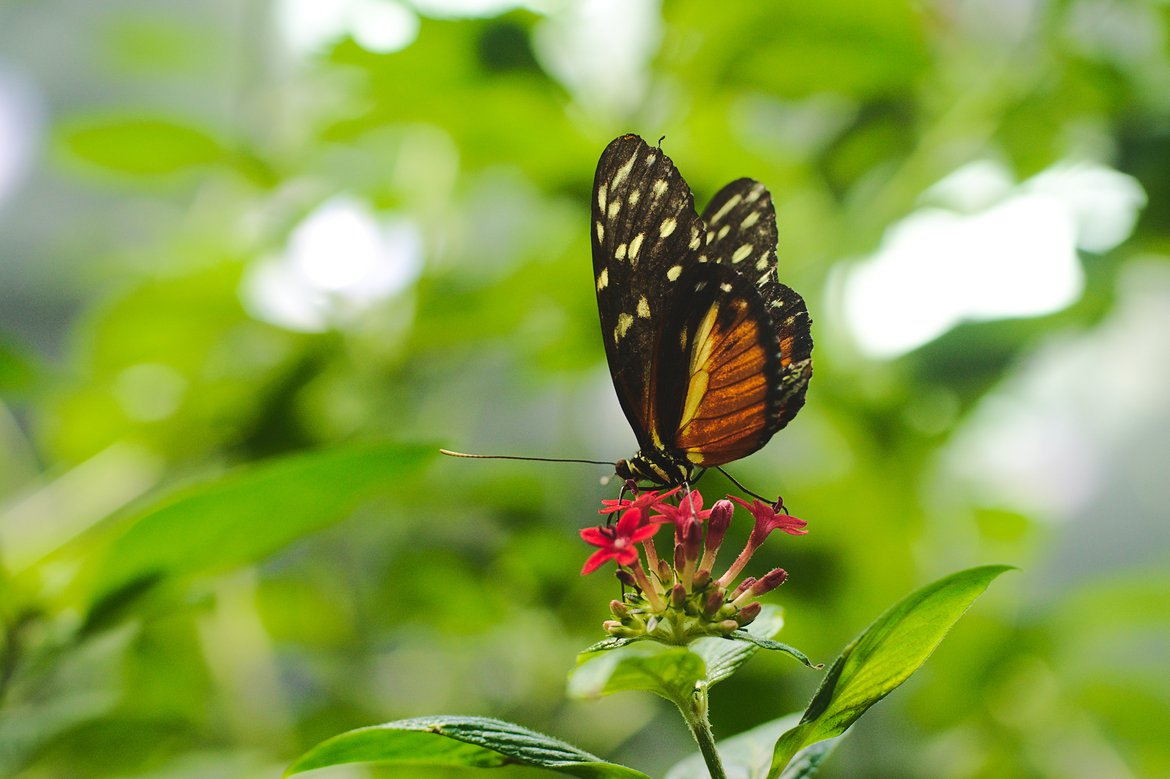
[592,134,813,487]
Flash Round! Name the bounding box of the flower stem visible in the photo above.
[676,685,727,779]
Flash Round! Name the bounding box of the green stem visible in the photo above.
[676,685,727,779]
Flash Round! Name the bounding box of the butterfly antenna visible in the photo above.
[440,449,613,467]
[714,466,775,503]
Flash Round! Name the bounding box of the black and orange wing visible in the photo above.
[698,178,813,436]
[591,135,812,477]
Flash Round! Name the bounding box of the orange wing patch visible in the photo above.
[674,298,772,466]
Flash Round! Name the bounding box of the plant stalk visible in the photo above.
[677,685,727,779]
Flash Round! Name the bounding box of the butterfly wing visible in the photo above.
[592,137,813,477]
[591,135,704,451]
[654,261,790,467]
[698,178,813,435]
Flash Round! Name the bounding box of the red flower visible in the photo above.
[598,487,681,518]
[730,497,808,544]
[649,490,712,529]
[581,508,662,574]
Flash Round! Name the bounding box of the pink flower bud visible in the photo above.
[671,583,687,608]
[730,576,757,600]
[703,588,725,618]
[735,602,762,626]
[691,569,711,590]
[753,567,788,597]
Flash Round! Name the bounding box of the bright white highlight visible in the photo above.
[242,196,423,332]
[278,0,418,55]
[944,262,1170,518]
[533,0,660,117]
[0,68,43,211]
[842,160,1145,358]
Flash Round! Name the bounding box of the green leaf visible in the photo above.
[284,715,650,778]
[769,565,1013,776]
[82,442,435,630]
[568,641,707,705]
[58,116,226,175]
[666,714,841,779]
[692,606,818,683]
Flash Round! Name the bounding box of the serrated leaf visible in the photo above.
[82,442,435,631]
[665,713,841,779]
[568,642,706,705]
[58,116,226,175]
[769,565,1012,776]
[284,715,650,778]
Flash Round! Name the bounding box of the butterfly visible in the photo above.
[592,134,813,487]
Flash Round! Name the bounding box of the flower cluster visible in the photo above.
[580,486,807,643]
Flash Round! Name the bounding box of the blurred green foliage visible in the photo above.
[1,1,1168,778]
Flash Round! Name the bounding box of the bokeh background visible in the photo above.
[2,1,1168,777]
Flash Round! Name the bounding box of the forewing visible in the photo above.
[592,135,704,448]
[655,262,786,467]
[700,178,813,431]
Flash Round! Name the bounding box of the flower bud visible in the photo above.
[691,568,711,590]
[706,500,733,547]
[670,583,687,608]
[717,619,740,634]
[615,569,638,588]
[735,601,762,626]
[700,499,734,572]
[610,599,629,619]
[754,567,788,596]
[730,576,757,600]
[702,587,725,618]
[658,558,673,584]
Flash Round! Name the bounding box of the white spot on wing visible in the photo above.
[745,184,764,203]
[646,154,656,165]
[720,282,732,292]
[689,226,701,249]
[740,210,760,229]
[710,194,742,225]
[612,153,637,189]
[667,265,682,281]
[597,267,609,290]
[596,221,604,242]
[717,225,730,240]
[615,243,627,261]
[653,179,668,198]
[758,270,771,285]
[628,189,640,206]
[732,243,752,263]
[608,199,620,219]
[659,217,677,238]
[756,257,769,271]
[597,183,607,212]
[637,296,651,317]
[629,233,645,263]
[615,312,634,341]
